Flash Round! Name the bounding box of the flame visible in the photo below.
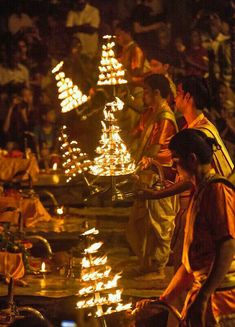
[82,228,99,236]
[96,307,104,317]
[40,262,46,272]
[76,300,86,309]
[51,61,64,74]
[98,36,127,86]
[56,206,64,215]
[84,242,103,254]
[52,162,58,171]
[89,97,136,176]
[81,255,108,269]
[108,289,122,303]
[52,62,88,113]
[81,267,111,282]
[116,302,132,311]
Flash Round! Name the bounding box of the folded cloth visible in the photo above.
[0,155,39,182]
[0,251,25,281]
[0,196,51,226]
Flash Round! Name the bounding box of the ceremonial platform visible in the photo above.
[0,195,174,326]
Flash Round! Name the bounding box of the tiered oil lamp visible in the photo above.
[52,61,88,113]
[76,228,132,325]
[97,35,127,86]
[89,98,136,201]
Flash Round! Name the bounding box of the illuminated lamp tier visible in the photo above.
[97,35,127,86]
[52,61,88,113]
[59,125,91,183]
[89,97,135,177]
[76,227,132,318]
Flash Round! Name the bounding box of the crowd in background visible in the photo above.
[0,0,234,168]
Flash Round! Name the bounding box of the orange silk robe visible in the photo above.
[132,101,177,167]
[127,102,178,270]
[182,171,235,322]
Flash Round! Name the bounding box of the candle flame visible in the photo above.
[52,162,58,171]
[41,262,46,272]
[81,228,99,236]
[84,242,103,254]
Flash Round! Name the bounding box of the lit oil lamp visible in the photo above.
[39,261,50,278]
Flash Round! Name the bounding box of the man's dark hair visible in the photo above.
[144,74,171,99]
[115,20,133,35]
[169,128,218,164]
[179,76,211,110]
[147,51,172,65]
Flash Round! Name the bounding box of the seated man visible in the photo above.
[135,129,235,327]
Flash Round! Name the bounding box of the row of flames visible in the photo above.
[59,125,91,182]
[89,97,136,176]
[76,227,132,317]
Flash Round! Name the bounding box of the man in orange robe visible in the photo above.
[127,74,178,278]
[136,129,235,326]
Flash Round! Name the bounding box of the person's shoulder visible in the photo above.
[86,3,99,13]
[205,177,235,194]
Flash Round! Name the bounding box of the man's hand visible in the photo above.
[185,294,208,327]
[136,188,155,199]
[134,299,159,320]
[139,156,152,170]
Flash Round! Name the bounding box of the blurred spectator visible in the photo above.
[218,37,232,87]
[216,83,235,161]
[16,37,35,72]
[148,52,176,98]
[115,20,150,84]
[0,48,29,89]
[66,0,100,59]
[132,0,165,57]
[44,12,69,62]
[22,27,48,72]
[115,0,137,22]
[171,37,186,79]
[184,29,209,78]
[154,26,172,59]
[8,0,34,36]
[34,105,58,168]
[115,20,150,137]
[3,87,38,150]
[203,13,230,83]
[63,37,95,93]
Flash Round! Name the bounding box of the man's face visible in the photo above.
[75,0,87,11]
[22,89,33,104]
[218,85,227,105]
[143,85,155,107]
[172,152,192,179]
[143,0,154,9]
[115,29,126,47]
[175,83,191,114]
[45,110,56,123]
[150,59,168,74]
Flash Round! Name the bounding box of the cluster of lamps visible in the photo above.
[59,125,91,183]
[52,61,88,113]
[98,35,127,86]
[90,97,136,176]
[76,228,132,317]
